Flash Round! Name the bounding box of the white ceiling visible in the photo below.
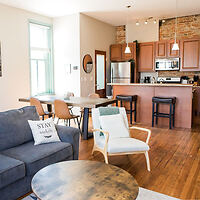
[0,0,200,25]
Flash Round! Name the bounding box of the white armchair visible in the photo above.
[92,107,151,171]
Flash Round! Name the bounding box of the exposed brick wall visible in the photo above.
[159,15,200,40]
[116,25,126,44]
[115,15,200,43]
[159,15,200,78]
[115,15,200,78]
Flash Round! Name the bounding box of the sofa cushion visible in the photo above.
[0,154,25,189]
[0,106,39,151]
[1,141,72,176]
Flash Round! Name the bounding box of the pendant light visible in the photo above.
[125,5,131,54]
[172,0,179,51]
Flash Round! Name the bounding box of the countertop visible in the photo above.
[107,83,194,87]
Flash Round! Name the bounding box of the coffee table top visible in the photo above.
[32,160,139,200]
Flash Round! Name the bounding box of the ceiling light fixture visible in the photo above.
[172,0,179,51]
[125,5,131,54]
[136,21,139,26]
[144,20,148,25]
[162,19,166,23]
[154,20,157,24]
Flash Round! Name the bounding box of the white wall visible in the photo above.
[127,20,159,43]
[53,14,80,97]
[80,14,115,97]
[0,3,52,111]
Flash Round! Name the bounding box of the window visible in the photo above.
[29,21,54,96]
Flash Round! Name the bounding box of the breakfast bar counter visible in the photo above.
[108,83,193,128]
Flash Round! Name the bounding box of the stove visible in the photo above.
[157,77,181,84]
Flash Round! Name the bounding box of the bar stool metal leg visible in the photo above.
[134,100,137,122]
[152,102,155,127]
[169,103,172,129]
[130,101,133,124]
[173,103,175,127]
[156,103,159,125]
[116,100,118,107]
[120,100,123,107]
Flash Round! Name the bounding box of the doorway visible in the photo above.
[95,50,106,98]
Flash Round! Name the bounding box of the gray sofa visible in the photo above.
[0,106,80,200]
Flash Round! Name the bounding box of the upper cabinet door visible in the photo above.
[121,43,136,61]
[180,39,200,71]
[138,42,155,72]
[155,41,167,58]
[167,40,180,57]
[110,44,122,61]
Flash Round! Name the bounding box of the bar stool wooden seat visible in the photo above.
[115,95,137,124]
[152,96,176,129]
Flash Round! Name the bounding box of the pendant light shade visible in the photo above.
[172,43,179,51]
[172,0,179,51]
[125,45,131,53]
[125,5,131,54]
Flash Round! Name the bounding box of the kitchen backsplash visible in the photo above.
[140,72,158,83]
[158,71,200,79]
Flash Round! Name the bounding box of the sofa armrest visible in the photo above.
[55,125,80,160]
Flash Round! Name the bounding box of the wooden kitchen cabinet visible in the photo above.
[155,41,167,58]
[121,43,136,61]
[138,42,155,72]
[167,40,180,57]
[110,44,122,61]
[180,38,200,71]
[155,40,180,58]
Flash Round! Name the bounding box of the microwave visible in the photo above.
[155,58,180,71]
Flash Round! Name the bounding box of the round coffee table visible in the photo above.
[32,160,139,200]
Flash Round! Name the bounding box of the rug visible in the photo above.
[22,187,180,200]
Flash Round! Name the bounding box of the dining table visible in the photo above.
[19,95,116,140]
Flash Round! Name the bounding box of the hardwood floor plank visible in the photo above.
[78,118,200,199]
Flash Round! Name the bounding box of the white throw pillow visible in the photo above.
[99,114,130,139]
[28,118,61,145]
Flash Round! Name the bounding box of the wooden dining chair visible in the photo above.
[54,99,80,129]
[30,97,53,120]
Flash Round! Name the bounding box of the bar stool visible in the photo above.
[116,95,137,124]
[152,96,176,129]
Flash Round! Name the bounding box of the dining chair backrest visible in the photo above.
[88,93,100,98]
[54,99,71,119]
[30,97,45,116]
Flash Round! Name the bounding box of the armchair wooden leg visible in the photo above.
[77,118,80,130]
[91,147,95,155]
[145,151,151,171]
[103,153,109,164]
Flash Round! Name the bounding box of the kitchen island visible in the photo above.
[108,83,193,128]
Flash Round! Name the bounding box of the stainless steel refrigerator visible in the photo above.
[111,61,135,83]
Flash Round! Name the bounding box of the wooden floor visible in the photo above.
[79,119,200,200]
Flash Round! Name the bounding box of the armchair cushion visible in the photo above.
[99,114,130,139]
[97,138,149,153]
